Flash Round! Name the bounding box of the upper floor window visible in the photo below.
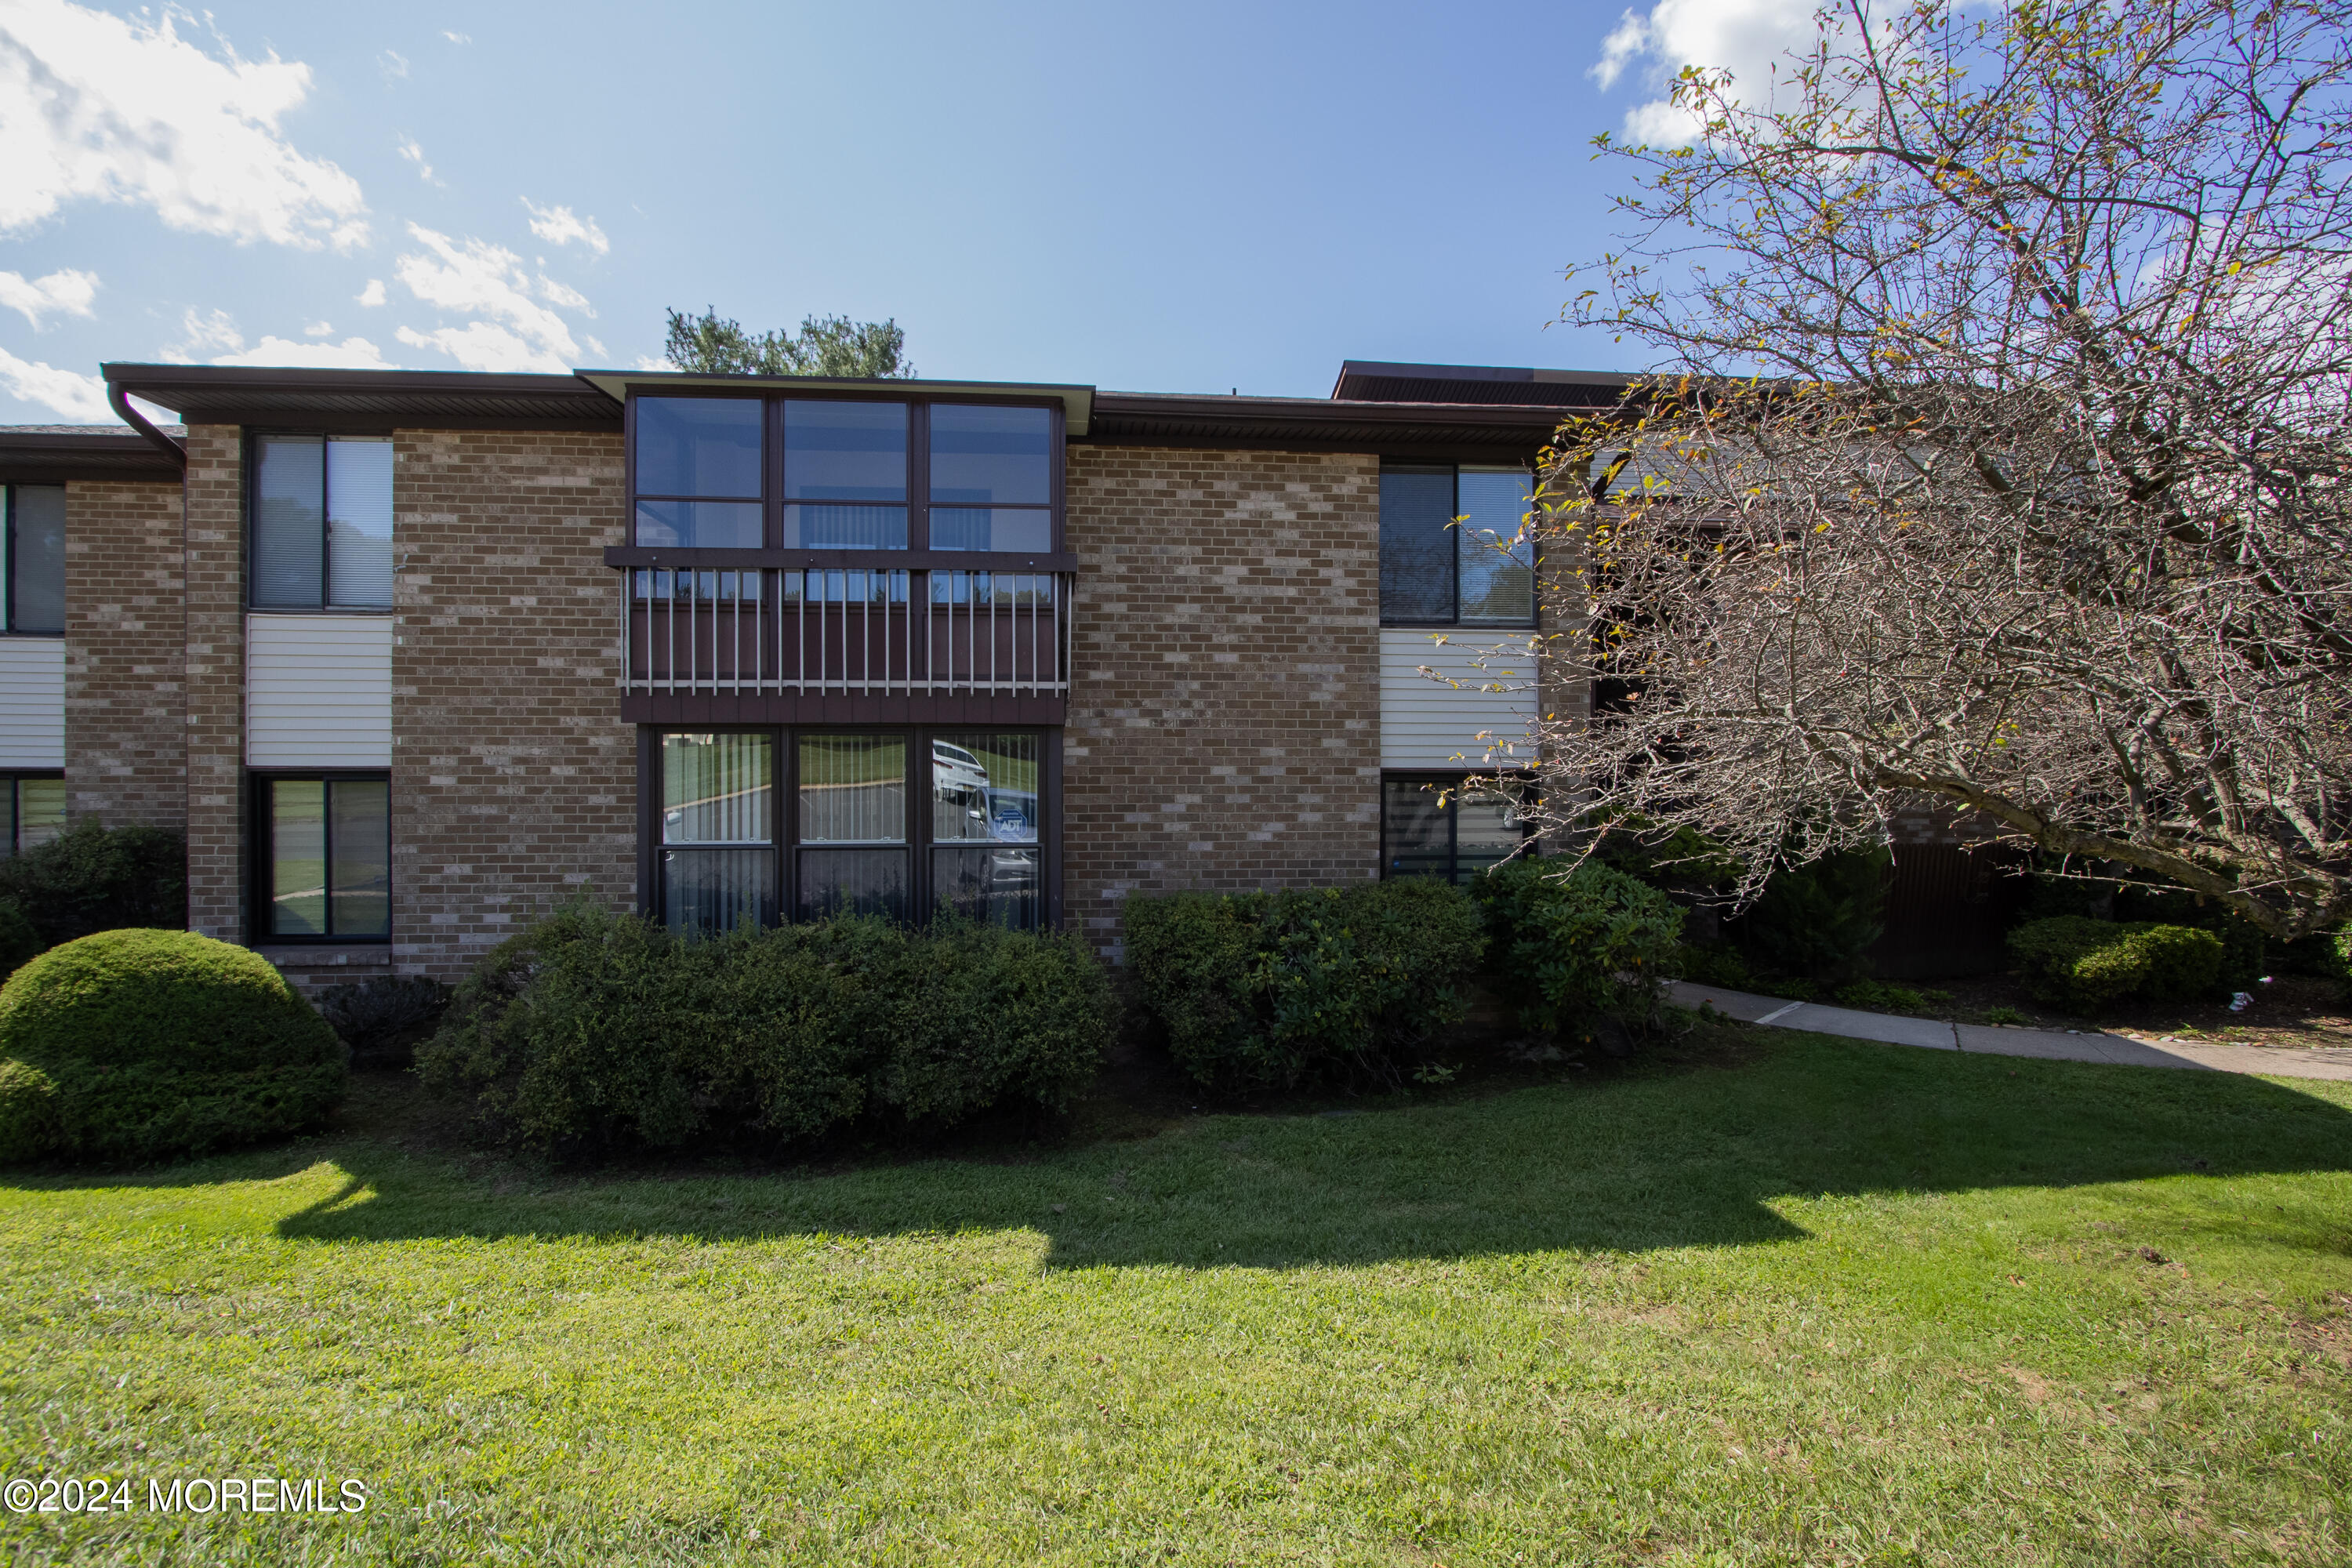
[629,394,1058,554]
[250,435,393,610]
[0,485,64,634]
[1379,463,1535,626]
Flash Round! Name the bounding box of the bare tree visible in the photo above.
[1510,0,2352,938]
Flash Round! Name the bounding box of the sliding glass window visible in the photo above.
[261,776,390,938]
[1,485,64,633]
[782,401,908,548]
[659,732,775,933]
[797,734,908,920]
[929,733,1040,929]
[250,436,394,609]
[633,397,764,549]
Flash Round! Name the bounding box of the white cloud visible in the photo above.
[521,199,608,256]
[633,354,670,372]
[396,321,559,373]
[397,136,441,186]
[303,320,332,336]
[442,31,471,45]
[0,0,368,249]
[169,305,395,369]
[356,278,387,307]
[536,275,593,314]
[1589,0,1824,142]
[0,343,112,419]
[378,49,408,81]
[392,223,598,372]
[0,267,97,328]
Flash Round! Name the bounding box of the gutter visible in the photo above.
[109,383,187,472]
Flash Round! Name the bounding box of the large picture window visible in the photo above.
[0,773,64,858]
[1381,775,1530,885]
[256,775,391,939]
[1379,463,1536,626]
[629,394,1060,554]
[653,728,1050,934]
[1,485,64,634]
[249,435,394,610]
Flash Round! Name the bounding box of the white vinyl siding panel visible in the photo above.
[0,638,65,768]
[246,615,393,767]
[1379,628,1537,770]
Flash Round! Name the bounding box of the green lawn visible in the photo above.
[2,1033,2349,1565]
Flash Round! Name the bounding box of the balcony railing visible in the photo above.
[621,566,1072,697]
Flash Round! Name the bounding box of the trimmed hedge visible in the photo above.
[2005,916,2227,1012]
[0,818,185,949]
[0,928,344,1164]
[1474,858,1686,1036]
[1124,880,1485,1094]
[417,908,1115,1158]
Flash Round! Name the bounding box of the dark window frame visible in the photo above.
[624,390,1065,557]
[243,430,397,614]
[0,771,65,858]
[1,483,67,636]
[1378,771,1537,886]
[1377,460,1539,630]
[637,724,1062,933]
[248,768,394,946]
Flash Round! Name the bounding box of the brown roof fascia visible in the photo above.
[0,426,188,485]
[100,363,624,433]
[1080,390,1588,457]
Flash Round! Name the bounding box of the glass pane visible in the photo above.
[326,438,394,609]
[798,735,906,843]
[328,779,391,936]
[1458,468,1535,625]
[16,778,62,855]
[270,779,328,936]
[8,485,64,633]
[1380,467,1455,622]
[252,435,325,608]
[931,734,1039,844]
[662,732,773,844]
[932,845,1039,931]
[797,848,907,921]
[665,848,775,935]
[930,405,1051,505]
[1381,779,1451,880]
[0,779,13,858]
[784,401,907,502]
[929,507,1051,552]
[782,503,907,550]
[1454,786,1526,883]
[635,499,764,549]
[634,397,763,498]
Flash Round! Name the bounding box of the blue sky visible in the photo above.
[0,0,1809,423]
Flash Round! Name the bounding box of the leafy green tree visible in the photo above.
[662,307,913,378]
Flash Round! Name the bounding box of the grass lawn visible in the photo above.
[3,1030,2350,1565]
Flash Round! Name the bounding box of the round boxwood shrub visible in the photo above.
[0,928,345,1164]
[2005,916,2226,1013]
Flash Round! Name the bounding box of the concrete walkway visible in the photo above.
[1666,981,2352,1083]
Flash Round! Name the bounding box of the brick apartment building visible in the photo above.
[0,359,1628,989]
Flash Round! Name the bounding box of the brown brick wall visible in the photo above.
[390,429,633,980]
[182,426,245,938]
[64,478,185,832]
[1063,445,1382,956]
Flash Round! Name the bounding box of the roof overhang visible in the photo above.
[101,364,624,431]
[1083,390,1573,458]
[1330,360,1639,408]
[0,426,187,485]
[575,370,1095,436]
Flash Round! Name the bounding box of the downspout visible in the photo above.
[107,383,186,471]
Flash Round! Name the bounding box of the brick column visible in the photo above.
[64,479,187,832]
[182,426,245,939]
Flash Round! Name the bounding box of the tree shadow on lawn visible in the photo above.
[22,1036,2352,1270]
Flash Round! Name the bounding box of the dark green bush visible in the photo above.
[314,975,451,1069]
[2005,916,2226,1012]
[0,902,39,977]
[1474,858,1686,1037]
[0,818,185,948]
[2110,884,2267,991]
[1735,848,1889,983]
[0,928,344,1164]
[1124,880,1485,1094]
[419,906,1116,1158]
[1832,979,1953,1015]
[1675,942,1754,990]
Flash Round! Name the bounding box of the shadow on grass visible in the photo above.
[13,1035,2352,1269]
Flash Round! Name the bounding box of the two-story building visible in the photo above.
[0,358,1621,989]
